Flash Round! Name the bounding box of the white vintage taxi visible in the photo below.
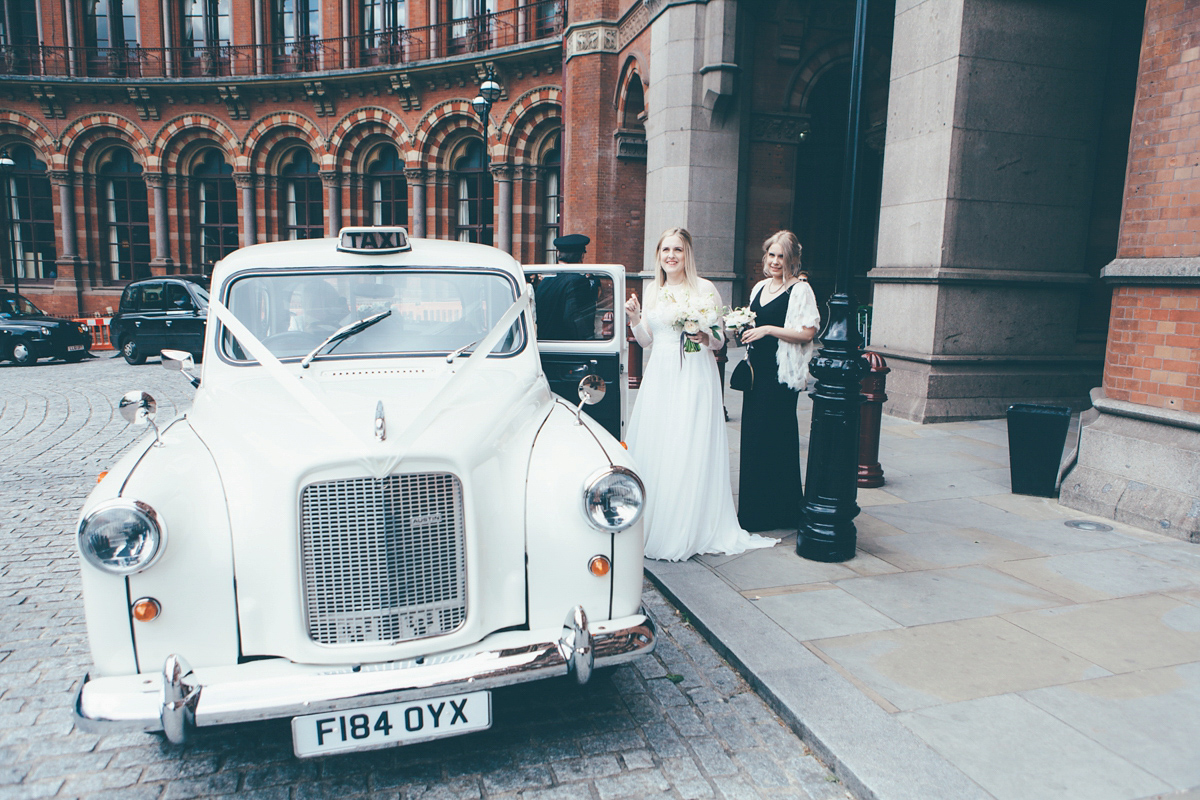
[73,228,654,758]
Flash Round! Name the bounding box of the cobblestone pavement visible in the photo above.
[0,354,849,800]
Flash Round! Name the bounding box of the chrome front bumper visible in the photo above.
[75,606,655,743]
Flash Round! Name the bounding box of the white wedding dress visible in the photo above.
[627,288,779,561]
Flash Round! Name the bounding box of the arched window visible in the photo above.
[541,147,560,263]
[99,149,151,282]
[0,144,57,284]
[453,139,492,245]
[182,0,232,75]
[362,0,405,64]
[192,149,238,269]
[280,149,323,240]
[83,0,140,76]
[365,145,407,226]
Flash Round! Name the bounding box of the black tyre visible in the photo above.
[121,337,146,365]
[9,339,36,366]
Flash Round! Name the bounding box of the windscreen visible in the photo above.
[221,269,524,361]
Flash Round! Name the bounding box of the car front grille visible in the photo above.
[299,472,467,645]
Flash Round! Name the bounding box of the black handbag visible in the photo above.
[730,356,754,391]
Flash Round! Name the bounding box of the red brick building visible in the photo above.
[0,0,567,317]
[1,0,1195,538]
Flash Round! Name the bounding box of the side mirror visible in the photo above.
[161,349,200,388]
[575,375,606,425]
[119,390,163,446]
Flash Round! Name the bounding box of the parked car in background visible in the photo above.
[0,289,92,365]
[109,275,210,365]
[73,228,652,758]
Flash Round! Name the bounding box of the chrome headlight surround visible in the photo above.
[77,499,166,575]
[582,466,645,532]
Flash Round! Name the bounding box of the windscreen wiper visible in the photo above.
[300,309,392,369]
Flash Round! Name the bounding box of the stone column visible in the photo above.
[49,170,82,302]
[491,163,513,254]
[161,0,174,77]
[235,173,257,246]
[639,0,743,305]
[405,167,427,238]
[145,173,174,272]
[867,0,1115,421]
[321,172,342,236]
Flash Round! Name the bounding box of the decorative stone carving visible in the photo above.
[31,85,65,119]
[143,173,168,190]
[304,81,335,117]
[218,86,249,120]
[490,164,514,181]
[389,73,421,111]
[749,113,811,145]
[47,170,73,187]
[564,24,619,60]
[615,130,647,161]
[233,173,258,190]
[403,168,427,183]
[127,87,159,121]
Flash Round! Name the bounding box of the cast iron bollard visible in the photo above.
[857,351,888,488]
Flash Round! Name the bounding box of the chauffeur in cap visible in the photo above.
[553,233,590,264]
[537,234,595,339]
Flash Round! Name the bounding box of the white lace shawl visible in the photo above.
[749,279,821,391]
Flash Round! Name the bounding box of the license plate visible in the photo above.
[291,690,491,758]
[67,344,85,351]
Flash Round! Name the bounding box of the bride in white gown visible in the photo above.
[625,228,779,562]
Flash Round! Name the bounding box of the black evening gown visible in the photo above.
[737,287,803,532]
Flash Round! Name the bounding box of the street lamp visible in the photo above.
[471,67,502,143]
[0,149,15,299]
[797,0,869,563]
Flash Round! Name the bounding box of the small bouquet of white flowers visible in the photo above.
[725,306,757,345]
[660,287,726,353]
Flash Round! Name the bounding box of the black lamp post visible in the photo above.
[471,67,502,147]
[797,0,869,563]
[0,150,15,298]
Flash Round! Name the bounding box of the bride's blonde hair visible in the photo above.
[654,227,701,292]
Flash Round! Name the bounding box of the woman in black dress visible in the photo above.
[736,231,821,532]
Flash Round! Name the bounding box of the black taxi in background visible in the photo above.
[109,275,210,365]
[0,289,92,365]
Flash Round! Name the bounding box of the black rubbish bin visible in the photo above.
[1006,404,1071,497]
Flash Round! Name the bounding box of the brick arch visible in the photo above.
[329,107,411,170]
[0,112,57,165]
[61,113,152,172]
[614,54,647,113]
[784,42,853,114]
[496,86,561,160]
[243,111,324,171]
[151,114,241,173]
[413,99,485,165]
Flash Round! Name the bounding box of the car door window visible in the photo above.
[121,284,143,313]
[529,272,614,341]
[166,283,195,312]
[139,282,166,312]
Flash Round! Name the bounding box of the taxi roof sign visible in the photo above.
[337,227,411,254]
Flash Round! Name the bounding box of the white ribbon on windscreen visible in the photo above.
[208,285,533,479]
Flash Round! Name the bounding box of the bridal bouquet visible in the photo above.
[725,306,757,344]
[660,287,726,353]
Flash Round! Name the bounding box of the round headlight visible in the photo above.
[583,467,645,532]
[40,326,51,336]
[77,499,165,574]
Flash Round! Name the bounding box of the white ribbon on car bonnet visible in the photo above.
[208,285,533,479]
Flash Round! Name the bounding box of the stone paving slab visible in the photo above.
[642,388,1200,800]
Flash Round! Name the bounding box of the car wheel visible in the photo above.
[9,339,36,366]
[122,338,146,365]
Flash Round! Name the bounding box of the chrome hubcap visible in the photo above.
[13,343,29,361]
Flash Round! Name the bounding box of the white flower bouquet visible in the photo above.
[725,306,757,344]
[660,287,726,353]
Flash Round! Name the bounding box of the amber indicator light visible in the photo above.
[131,597,161,622]
[588,555,611,577]
[96,471,108,483]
